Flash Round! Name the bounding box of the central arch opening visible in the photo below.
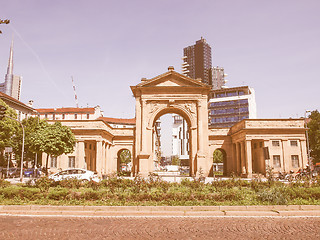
[211,148,226,177]
[152,112,191,176]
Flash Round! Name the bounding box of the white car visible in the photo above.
[49,168,100,182]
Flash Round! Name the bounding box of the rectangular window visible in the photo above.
[291,155,299,168]
[62,114,65,120]
[273,155,281,168]
[272,141,280,147]
[51,156,57,168]
[87,114,90,119]
[68,156,75,168]
[239,99,248,105]
[216,93,226,98]
[227,91,237,97]
[290,140,298,147]
[52,114,55,120]
[74,114,77,119]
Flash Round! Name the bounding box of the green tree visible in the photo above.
[308,110,320,164]
[119,149,131,164]
[213,149,224,163]
[29,121,76,174]
[12,117,48,166]
[0,100,19,166]
[171,155,180,165]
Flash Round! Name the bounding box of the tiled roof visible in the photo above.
[36,107,95,114]
[98,117,136,125]
[0,91,35,111]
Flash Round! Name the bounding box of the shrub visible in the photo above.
[58,178,83,189]
[84,180,100,190]
[35,177,54,192]
[0,187,40,200]
[0,179,10,188]
[81,189,101,200]
[257,187,288,205]
[47,188,69,200]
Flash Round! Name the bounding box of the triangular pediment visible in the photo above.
[135,70,209,88]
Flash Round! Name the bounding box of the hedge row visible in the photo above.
[0,177,319,206]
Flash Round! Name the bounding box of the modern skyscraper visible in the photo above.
[0,39,22,100]
[182,37,212,85]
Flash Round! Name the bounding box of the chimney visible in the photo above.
[28,100,34,107]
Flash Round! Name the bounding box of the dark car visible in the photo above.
[2,168,19,178]
[24,168,41,178]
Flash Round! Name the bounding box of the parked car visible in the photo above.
[2,167,21,178]
[24,168,41,178]
[48,168,100,182]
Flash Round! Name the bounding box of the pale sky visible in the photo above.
[1,0,320,156]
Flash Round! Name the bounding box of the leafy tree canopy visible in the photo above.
[30,121,76,157]
[119,149,131,164]
[213,149,224,163]
[0,100,19,166]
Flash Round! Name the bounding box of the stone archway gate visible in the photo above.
[131,67,211,177]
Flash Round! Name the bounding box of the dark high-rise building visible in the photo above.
[182,37,212,85]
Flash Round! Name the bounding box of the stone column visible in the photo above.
[190,126,197,176]
[245,140,253,178]
[236,142,241,175]
[197,100,204,154]
[141,99,147,153]
[196,99,210,176]
[240,141,246,176]
[263,140,271,172]
[300,139,308,168]
[282,140,289,172]
[96,141,103,177]
[101,142,106,175]
[76,141,86,169]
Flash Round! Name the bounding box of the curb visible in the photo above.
[1,205,320,217]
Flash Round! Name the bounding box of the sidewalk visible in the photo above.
[1,205,320,217]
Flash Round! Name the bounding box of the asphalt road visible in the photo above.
[0,215,319,240]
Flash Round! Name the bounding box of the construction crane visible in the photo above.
[71,76,79,108]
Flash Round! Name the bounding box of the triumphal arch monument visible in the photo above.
[131,66,212,176]
[47,67,308,178]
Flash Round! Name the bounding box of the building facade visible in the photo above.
[172,114,189,163]
[0,92,36,121]
[208,86,257,128]
[182,37,212,85]
[36,106,103,121]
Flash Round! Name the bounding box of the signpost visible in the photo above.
[5,147,12,178]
